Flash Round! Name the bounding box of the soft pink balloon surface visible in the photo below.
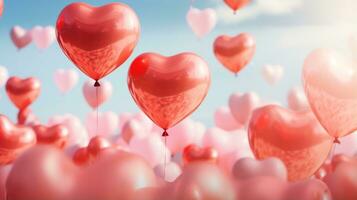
[85,111,118,138]
[229,92,260,125]
[82,80,113,109]
[54,69,78,94]
[30,26,56,49]
[186,7,216,38]
[214,106,242,131]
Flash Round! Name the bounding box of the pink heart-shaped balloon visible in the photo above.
[128,53,210,131]
[303,49,357,139]
[10,26,32,49]
[5,76,41,110]
[261,64,284,85]
[32,124,69,149]
[82,80,113,109]
[186,7,216,38]
[0,66,8,87]
[214,106,242,131]
[248,105,333,180]
[0,115,36,164]
[30,26,55,49]
[56,2,140,81]
[229,92,260,125]
[53,69,79,93]
[232,157,287,180]
[84,111,118,137]
[287,86,309,111]
[213,33,256,75]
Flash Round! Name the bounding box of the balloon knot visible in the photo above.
[162,130,169,137]
[94,80,100,87]
[333,138,341,144]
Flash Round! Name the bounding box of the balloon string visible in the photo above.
[329,138,340,161]
[162,129,168,181]
[95,84,99,136]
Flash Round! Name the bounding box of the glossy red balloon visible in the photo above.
[128,53,210,132]
[56,2,140,81]
[33,124,69,149]
[5,77,41,110]
[73,136,111,165]
[183,144,218,166]
[248,105,333,180]
[213,33,256,75]
[0,115,36,164]
[224,0,250,13]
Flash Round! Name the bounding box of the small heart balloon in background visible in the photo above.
[214,106,242,131]
[261,64,284,85]
[82,80,113,109]
[30,26,56,50]
[32,124,69,149]
[229,92,260,125]
[10,26,32,50]
[248,105,333,180]
[303,48,357,141]
[186,7,217,38]
[84,111,118,138]
[56,2,140,85]
[0,66,8,87]
[182,144,219,166]
[224,0,251,14]
[5,76,41,124]
[72,136,112,165]
[213,33,256,76]
[128,52,210,136]
[287,86,309,111]
[53,69,78,94]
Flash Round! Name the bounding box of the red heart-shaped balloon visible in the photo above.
[183,144,218,165]
[224,0,250,13]
[248,105,333,180]
[0,115,36,164]
[32,124,69,149]
[213,33,256,75]
[5,77,41,110]
[56,2,140,81]
[73,136,111,165]
[128,53,210,132]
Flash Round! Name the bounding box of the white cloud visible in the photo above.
[215,0,303,24]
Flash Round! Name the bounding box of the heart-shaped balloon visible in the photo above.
[186,7,216,38]
[287,86,309,111]
[56,2,140,81]
[324,161,357,200]
[214,106,242,131]
[229,92,260,125]
[213,33,255,75]
[128,52,210,133]
[183,144,219,165]
[84,111,118,138]
[261,64,284,85]
[30,26,55,49]
[32,124,69,149]
[0,66,8,87]
[73,136,112,165]
[10,26,32,49]
[5,76,41,110]
[303,49,357,139]
[54,69,79,94]
[224,0,250,13]
[0,115,36,164]
[232,157,287,180]
[82,80,113,109]
[248,105,333,180]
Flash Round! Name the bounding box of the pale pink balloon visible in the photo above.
[53,69,79,94]
[171,163,236,200]
[118,112,135,130]
[48,114,89,146]
[214,106,242,131]
[0,66,8,87]
[186,7,217,38]
[166,118,205,154]
[232,157,287,180]
[154,161,182,183]
[82,79,113,109]
[30,26,56,49]
[0,165,11,200]
[229,92,260,125]
[335,133,357,156]
[236,176,331,200]
[121,119,149,143]
[10,26,32,49]
[303,49,357,138]
[261,64,284,85]
[85,111,119,138]
[129,134,171,167]
[288,86,309,111]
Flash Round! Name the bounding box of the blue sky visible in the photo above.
[0,0,353,126]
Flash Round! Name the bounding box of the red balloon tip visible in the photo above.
[333,137,341,144]
[162,130,169,137]
[94,80,101,87]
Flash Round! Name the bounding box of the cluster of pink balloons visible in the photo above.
[10,25,55,50]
